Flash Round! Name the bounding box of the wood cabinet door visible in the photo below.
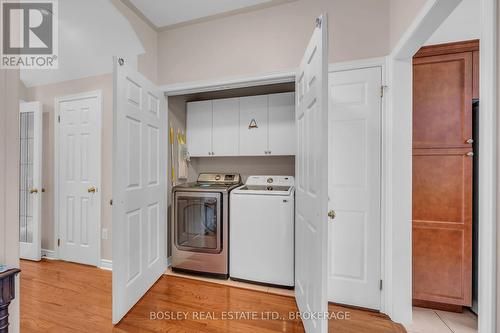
[412,148,472,306]
[212,98,240,156]
[186,100,213,157]
[413,52,473,149]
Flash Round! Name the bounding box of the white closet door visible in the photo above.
[57,93,101,266]
[212,98,239,156]
[19,102,42,261]
[268,92,296,155]
[328,67,382,310]
[112,58,166,324]
[295,14,329,333]
[239,95,268,156]
[187,100,213,157]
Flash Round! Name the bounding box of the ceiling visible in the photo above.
[128,0,275,28]
[21,0,144,87]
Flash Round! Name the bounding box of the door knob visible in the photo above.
[29,188,39,194]
[88,186,97,193]
[328,210,336,220]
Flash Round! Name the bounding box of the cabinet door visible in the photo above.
[212,98,239,156]
[268,92,295,155]
[412,148,472,306]
[239,95,268,156]
[413,52,473,148]
[187,100,212,157]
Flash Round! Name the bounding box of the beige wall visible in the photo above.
[111,0,158,83]
[26,74,114,260]
[157,0,391,85]
[389,0,428,49]
[0,69,21,332]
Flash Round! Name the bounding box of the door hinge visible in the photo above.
[57,238,60,247]
[380,279,383,290]
[380,86,387,98]
[58,115,60,123]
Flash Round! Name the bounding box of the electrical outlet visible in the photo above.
[101,228,108,240]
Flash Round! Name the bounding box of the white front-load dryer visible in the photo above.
[229,176,294,287]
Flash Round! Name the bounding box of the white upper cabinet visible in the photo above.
[268,92,295,155]
[187,100,212,157]
[212,98,240,156]
[187,93,295,157]
[239,95,269,156]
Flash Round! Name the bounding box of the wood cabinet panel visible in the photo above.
[413,52,473,148]
[412,148,472,306]
[473,50,479,100]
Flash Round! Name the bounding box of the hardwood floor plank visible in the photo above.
[20,259,406,333]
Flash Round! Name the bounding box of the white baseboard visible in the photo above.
[100,259,112,271]
[41,249,57,260]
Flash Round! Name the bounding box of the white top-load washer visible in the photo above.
[230,175,295,287]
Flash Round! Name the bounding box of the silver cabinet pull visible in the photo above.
[466,138,474,144]
[466,152,474,157]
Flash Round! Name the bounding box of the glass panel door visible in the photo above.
[20,111,34,244]
[174,192,221,253]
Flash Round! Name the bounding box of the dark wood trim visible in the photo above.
[413,299,464,313]
[414,39,479,58]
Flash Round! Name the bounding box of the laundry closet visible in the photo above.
[168,82,296,278]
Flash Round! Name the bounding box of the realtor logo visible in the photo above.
[1,0,58,68]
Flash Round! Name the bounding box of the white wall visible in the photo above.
[425,0,480,45]
[157,0,391,85]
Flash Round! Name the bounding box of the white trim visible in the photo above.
[478,0,498,332]
[160,69,296,96]
[386,0,498,329]
[100,259,112,271]
[54,90,103,267]
[41,249,57,260]
[166,256,172,267]
[328,57,388,313]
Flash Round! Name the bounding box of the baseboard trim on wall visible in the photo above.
[41,249,57,260]
[100,259,112,271]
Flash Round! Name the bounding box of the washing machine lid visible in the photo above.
[232,176,295,196]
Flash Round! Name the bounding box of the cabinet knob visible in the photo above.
[328,210,336,220]
[466,138,474,144]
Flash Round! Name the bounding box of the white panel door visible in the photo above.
[239,95,268,155]
[212,98,239,156]
[187,100,213,157]
[57,92,101,266]
[328,67,382,310]
[268,92,296,155]
[295,15,329,333]
[112,58,166,324]
[19,102,42,261]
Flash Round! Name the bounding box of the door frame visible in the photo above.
[328,57,387,311]
[387,0,497,329]
[54,90,103,265]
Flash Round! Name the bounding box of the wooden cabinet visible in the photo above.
[186,100,212,157]
[187,93,295,157]
[212,98,239,156]
[412,40,478,308]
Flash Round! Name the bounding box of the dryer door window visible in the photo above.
[174,192,222,253]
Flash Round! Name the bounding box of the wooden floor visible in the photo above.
[20,259,406,333]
